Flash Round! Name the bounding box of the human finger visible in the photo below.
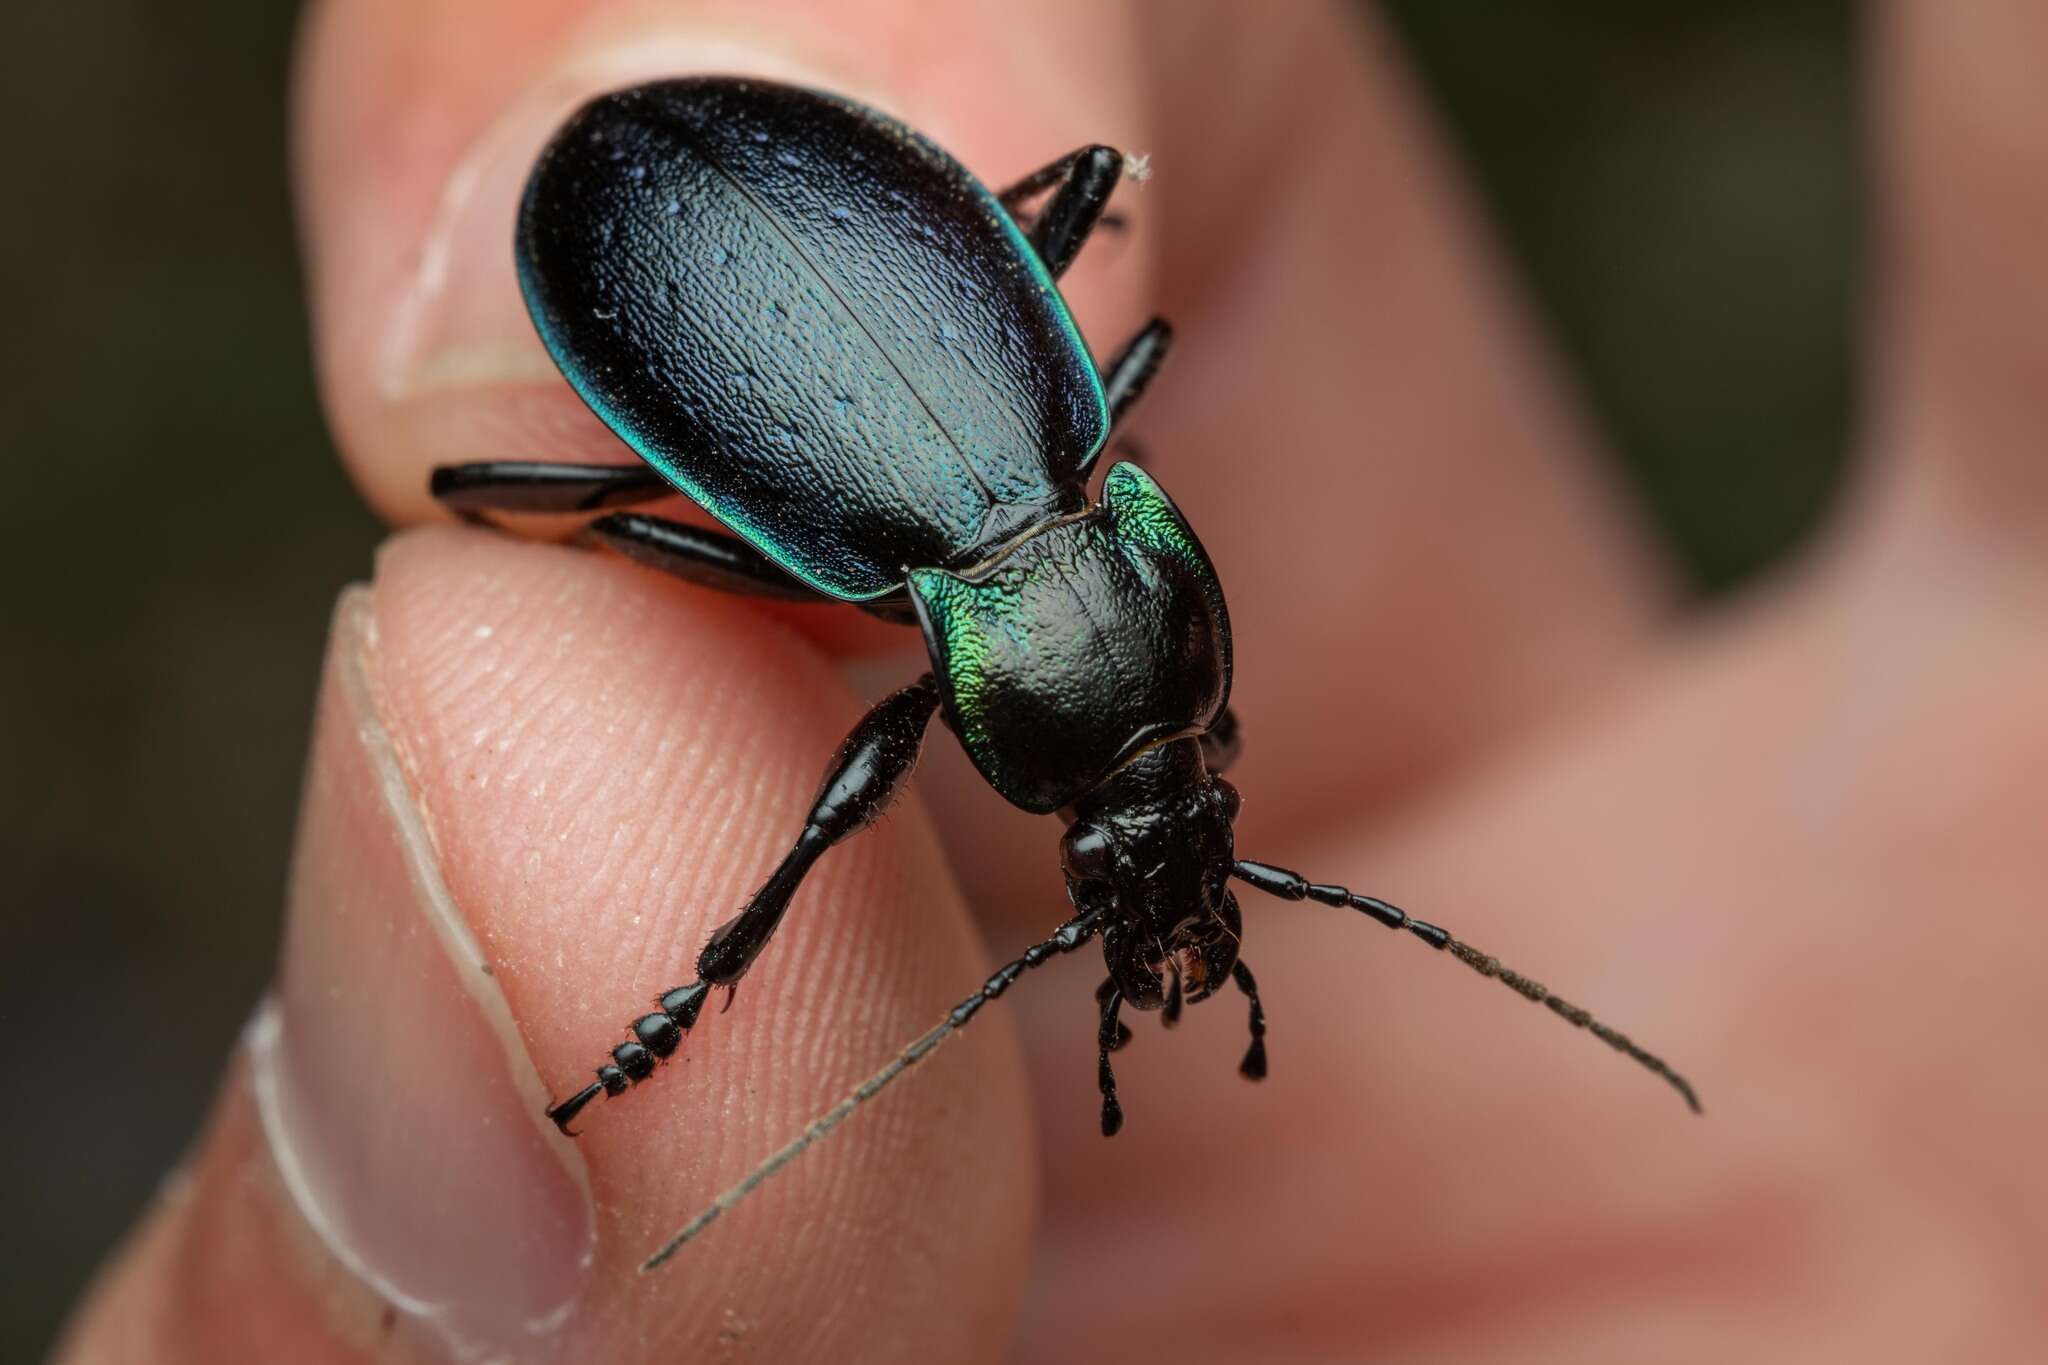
[55,532,1033,1363]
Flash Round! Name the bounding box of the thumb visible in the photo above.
[55,532,1034,1363]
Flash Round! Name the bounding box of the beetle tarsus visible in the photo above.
[547,1081,606,1136]
[1233,961,1267,1080]
[545,983,712,1135]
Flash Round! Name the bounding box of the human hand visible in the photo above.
[57,2,2046,1361]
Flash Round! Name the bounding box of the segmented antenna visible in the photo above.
[641,911,1101,1271]
[1444,938,1699,1112]
[1230,858,1700,1113]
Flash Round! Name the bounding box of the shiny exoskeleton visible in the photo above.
[431,77,1698,1154]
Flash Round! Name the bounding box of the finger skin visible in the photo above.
[59,530,1036,1363]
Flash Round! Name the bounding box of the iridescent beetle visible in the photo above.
[430,77,1697,1264]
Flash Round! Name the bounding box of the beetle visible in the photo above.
[430,77,1697,1249]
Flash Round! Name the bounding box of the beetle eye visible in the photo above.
[1062,825,1115,882]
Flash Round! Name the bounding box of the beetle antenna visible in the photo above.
[641,911,1103,1270]
[1230,859,1700,1114]
[641,1016,955,1270]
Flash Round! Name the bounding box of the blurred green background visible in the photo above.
[0,2,1855,1355]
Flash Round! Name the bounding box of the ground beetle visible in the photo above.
[430,77,1698,1261]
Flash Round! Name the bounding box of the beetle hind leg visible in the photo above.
[430,460,670,518]
[998,144,1127,278]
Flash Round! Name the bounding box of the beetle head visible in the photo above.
[1061,737,1241,1010]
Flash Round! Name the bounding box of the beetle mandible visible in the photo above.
[429,77,1697,1259]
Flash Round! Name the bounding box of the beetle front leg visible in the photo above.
[1097,983,1127,1136]
[1095,976,1133,1051]
[545,675,942,1134]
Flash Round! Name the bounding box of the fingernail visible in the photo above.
[380,17,886,399]
[247,588,593,1360]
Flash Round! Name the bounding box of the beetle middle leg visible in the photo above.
[998,144,1124,278]
[545,675,942,1133]
[1079,318,1177,481]
[430,462,848,605]
[1103,318,1173,429]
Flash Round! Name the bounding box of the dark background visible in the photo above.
[0,2,1856,1355]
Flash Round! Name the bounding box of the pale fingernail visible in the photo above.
[246,588,593,1361]
[381,16,886,400]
